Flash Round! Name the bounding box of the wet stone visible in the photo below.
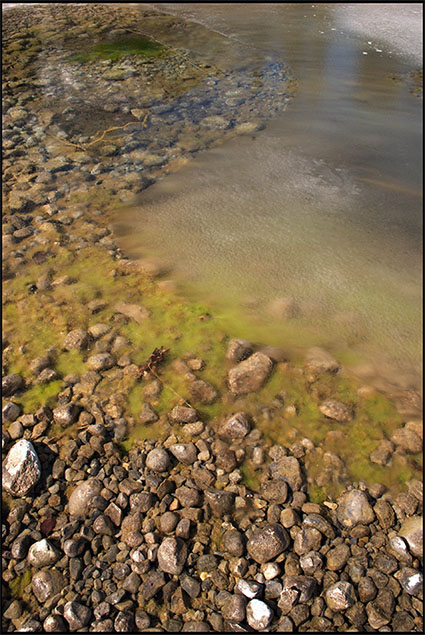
[52,403,79,427]
[226,338,253,363]
[63,328,91,351]
[395,567,423,596]
[68,479,102,515]
[219,412,251,439]
[139,403,158,424]
[87,353,115,371]
[2,373,24,396]
[2,401,21,423]
[319,399,353,422]
[205,488,235,515]
[261,478,288,504]
[222,594,247,622]
[169,442,198,464]
[336,489,375,529]
[228,352,273,395]
[366,589,395,629]
[170,406,198,423]
[223,529,245,557]
[326,543,350,571]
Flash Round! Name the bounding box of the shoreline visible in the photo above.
[2,4,423,632]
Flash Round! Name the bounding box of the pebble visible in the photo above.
[2,439,41,496]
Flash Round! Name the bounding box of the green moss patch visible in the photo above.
[9,569,32,600]
[70,36,166,63]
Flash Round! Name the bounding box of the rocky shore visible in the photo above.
[2,3,423,633]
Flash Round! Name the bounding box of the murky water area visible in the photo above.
[117,3,423,393]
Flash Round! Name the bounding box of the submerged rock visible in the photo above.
[336,489,375,529]
[228,352,273,395]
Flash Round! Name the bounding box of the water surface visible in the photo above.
[117,3,422,391]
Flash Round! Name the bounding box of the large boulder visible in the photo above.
[2,439,41,497]
[228,352,273,395]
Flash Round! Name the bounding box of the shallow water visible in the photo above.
[118,3,422,391]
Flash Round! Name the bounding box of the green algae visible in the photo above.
[17,380,62,413]
[9,570,32,600]
[70,36,166,63]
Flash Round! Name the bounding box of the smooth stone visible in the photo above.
[170,405,198,423]
[319,399,353,422]
[336,489,375,529]
[2,373,24,397]
[226,339,253,363]
[145,448,170,472]
[169,443,197,464]
[64,601,92,630]
[246,599,273,630]
[68,479,102,515]
[86,353,115,371]
[399,515,423,558]
[27,539,60,567]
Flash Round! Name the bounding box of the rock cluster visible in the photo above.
[1,403,423,632]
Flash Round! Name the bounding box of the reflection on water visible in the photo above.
[117,3,422,391]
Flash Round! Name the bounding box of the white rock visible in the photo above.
[2,439,41,497]
[28,539,60,567]
[246,599,273,630]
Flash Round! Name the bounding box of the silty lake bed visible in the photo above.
[116,2,423,396]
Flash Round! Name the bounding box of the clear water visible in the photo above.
[116,3,422,392]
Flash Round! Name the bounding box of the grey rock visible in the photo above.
[247,523,290,563]
[157,537,188,575]
[169,443,197,464]
[87,353,115,371]
[394,567,423,596]
[52,403,79,427]
[226,339,253,363]
[336,489,375,529]
[370,439,394,466]
[114,302,150,324]
[2,373,24,396]
[2,439,41,497]
[68,479,102,515]
[170,406,198,423]
[246,599,273,630]
[222,594,247,622]
[139,403,158,424]
[190,379,218,404]
[205,488,235,516]
[319,399,353,422]
[228,352,273,395]
[399,515,423,558]
[27,539,60,567]
[32,569,65,603]
[64,601,92,630]
[63,329,91,351]
[223,529,245,557]
[325,581,356,611]
[269,456,303,491]
[175,486,202,508]
[8,420,24,440]
[219,412,251,440]
[2,401,21,423]
[145,448,170,472]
